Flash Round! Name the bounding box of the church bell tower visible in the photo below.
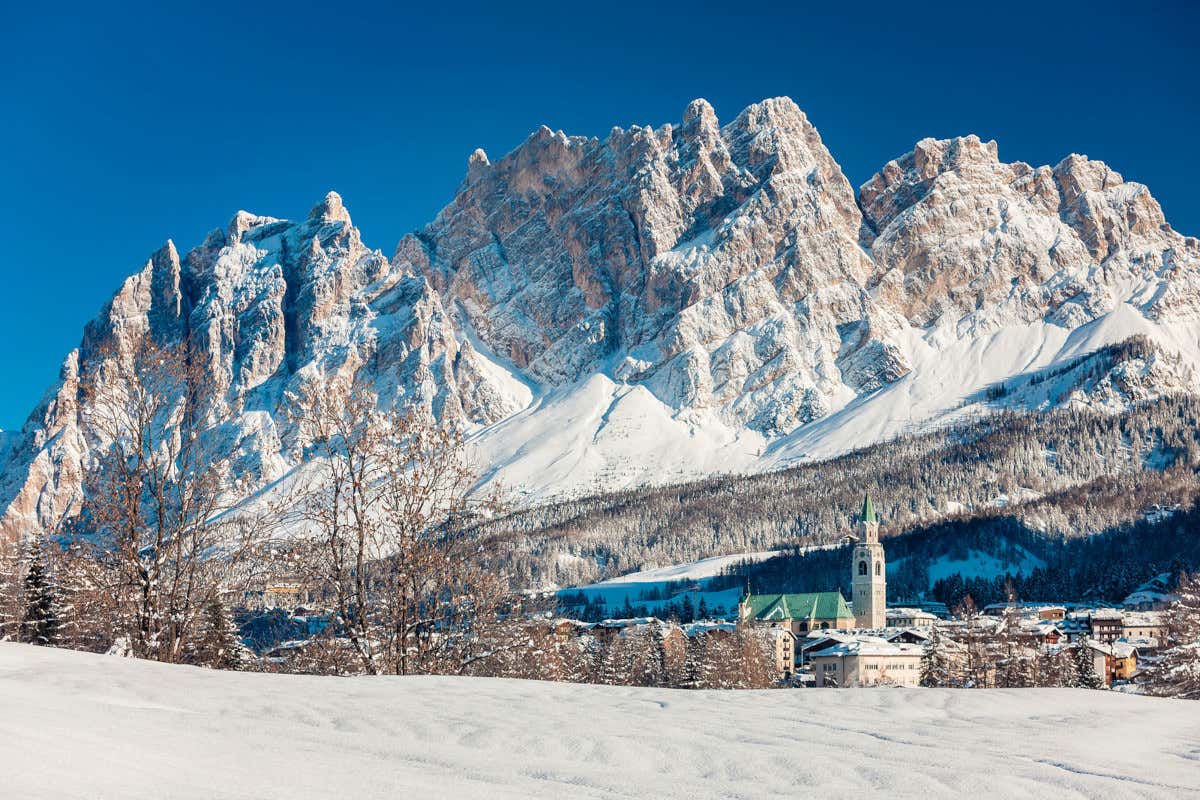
[851,493,886,629]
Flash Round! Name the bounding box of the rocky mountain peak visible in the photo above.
[682,97,717,127]
[309,190,352,225]
[3,96,1199,537]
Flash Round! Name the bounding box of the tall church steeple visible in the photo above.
[851,493,886,628]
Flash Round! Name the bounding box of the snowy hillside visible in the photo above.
[2,644,1197,799]
[3,97,1200,535]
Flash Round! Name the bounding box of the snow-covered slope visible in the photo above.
[592,549,782,585]
[4,97,1200,532]
[2,643,1197,799]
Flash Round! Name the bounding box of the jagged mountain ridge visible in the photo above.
[3,96,1199,538]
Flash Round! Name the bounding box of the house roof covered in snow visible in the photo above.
[808,637,923,658]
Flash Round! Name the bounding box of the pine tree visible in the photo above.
[629,624,668,686]
[1072,643,1105,690]
[920,626,952,687]
[1143,572,1200,699]
[191,599,247,670]
[679,595,695,624]
[697,597,710,620]
[20,538,60,647]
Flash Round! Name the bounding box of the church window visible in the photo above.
[875,562,881,576]
[858,561,867,576]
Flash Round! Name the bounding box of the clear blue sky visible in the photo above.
[2,0,1197,429]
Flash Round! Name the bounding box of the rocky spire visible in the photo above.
[309,191,352,225]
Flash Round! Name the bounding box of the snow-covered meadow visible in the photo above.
[2,644,1197,799]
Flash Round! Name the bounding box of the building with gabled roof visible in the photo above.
[739,591,856,636]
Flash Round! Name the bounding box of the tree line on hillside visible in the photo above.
[473,396,1200,589]
[708,503,1200,609]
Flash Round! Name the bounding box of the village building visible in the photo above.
[886,608,937,628]
[1121,611,1166,641]
[982,603,1066,621]
[1086,640,1138,686]
[242,575,309,611]
[1089,609,1125,643]
[740,494,887,639]
[263,579,307,610]
[1057,614,1092,643]
[739,592,856,634]
[1015,618,1064,645]
[1122,573,1179,611]
[850,494,887,629]
[885,628,933,645]
[800,631,857,665]
[808,637,923,687]
[588,617,660,642]
[759,627,796,680]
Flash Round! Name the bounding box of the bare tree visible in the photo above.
[1143,572,1200,699]
[952,595,992,688]
[290,376,510,676]
[65,336,272,663]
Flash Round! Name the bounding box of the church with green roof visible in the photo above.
[738,591,856,632]
[738,494,884,633]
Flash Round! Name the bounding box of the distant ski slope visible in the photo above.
[2,644,1197,799]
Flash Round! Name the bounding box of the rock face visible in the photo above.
[0,193,526,539]
[3,98,1200,536]
[861,135,1200,332]
[398,97,902,433]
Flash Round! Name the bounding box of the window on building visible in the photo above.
[875,562,881,576]
[858,561,867,576]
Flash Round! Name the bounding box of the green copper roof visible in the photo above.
[743,592,853,622]
[861,493,877,524]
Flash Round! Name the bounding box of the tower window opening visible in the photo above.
[858,561,867,576]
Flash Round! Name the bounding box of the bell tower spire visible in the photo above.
[859,493,879,543]
[851,493,886,628]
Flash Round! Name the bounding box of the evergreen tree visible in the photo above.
[919,626,952,687]
[20,538,60,647]
[697,597,710,620]
[679,595,695,624]
[191,599,247,670]
[1072,643,1105,690]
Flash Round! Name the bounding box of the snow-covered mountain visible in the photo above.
[3,97,1200,538]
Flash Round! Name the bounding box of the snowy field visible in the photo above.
[591,550,782,585]
[558,551,782,618]
[2,645,1198,799]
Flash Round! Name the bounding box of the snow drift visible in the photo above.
[1,643,1197,799]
